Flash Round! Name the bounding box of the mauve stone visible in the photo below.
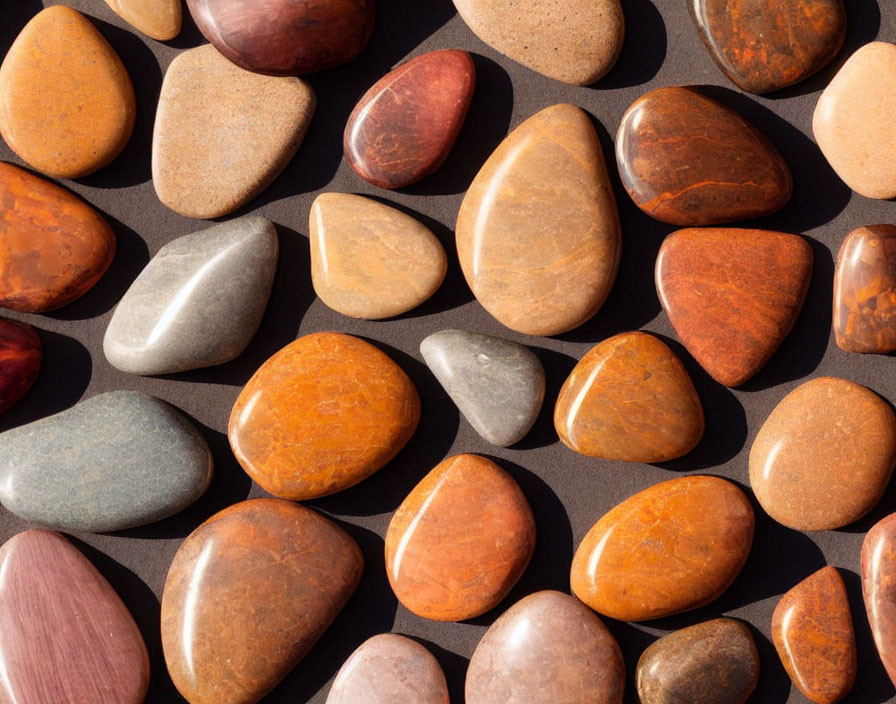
[0,317,40,414]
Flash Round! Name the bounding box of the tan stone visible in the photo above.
[105,0,182,41]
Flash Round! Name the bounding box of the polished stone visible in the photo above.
[0,317,40,414]
[656,227,813,386]
[750,377,896,531]
[105,0,182,40]
[456,104,621,336]
[104,217,278,375]
[420,330,545,447]
[309,193,446,319]
[162,498,363,704]
[863,513,896,688]
[0,390,213,532]
[466,590,625,704]
[385,454,535,621]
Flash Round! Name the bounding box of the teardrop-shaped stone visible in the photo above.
[863,513,896,687]
[0,6,135,178]
[420,330,545,447]
[0,530,149,704]
[0,390,213,532]
[656,227,813,387]
[229,332,420,500]
[616,86,792,226]
[456,104,621,336]
[571,475,754,621]
[385,454,535,621]
[162,498,364,704]
[309,193,447,319]
[466,590,625,704]
[554,331,704,462]
[105,0,182,40]
[104,217,278,375]
[153,44,315,219]
[0,317,40,414]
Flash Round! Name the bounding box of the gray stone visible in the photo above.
[103,216,278,375]
[0,390,213,532]
[420,330,545,446]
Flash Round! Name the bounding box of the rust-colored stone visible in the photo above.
[0,317,40,414]
[863,513,896,688]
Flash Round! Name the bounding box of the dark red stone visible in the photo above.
[0,316,39,413]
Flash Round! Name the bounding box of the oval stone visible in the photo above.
[0,317,40,414]
[571,475,754,621]
[466,590,625,704]
[863,513,896,688]
[162,498,363,704]
[456,104,621,336]
[0,530,149,704]
[750,377,896,531]
[105,0,182,40]
[229,332,420,500]
[0,6,135,178]
[385,454,535,621]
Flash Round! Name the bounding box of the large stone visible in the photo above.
[0,317,40,414]
[456,104,621,336]
[105,0,182,40]
[863,513,896,688]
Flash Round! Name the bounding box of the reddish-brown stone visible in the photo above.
[863,513,896,688]
[0,317,40,414]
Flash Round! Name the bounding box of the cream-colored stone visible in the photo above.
[105,0,182,41]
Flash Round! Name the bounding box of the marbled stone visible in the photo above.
[691,0,846,94]
[420,330,545,447]
[0,6,135,178]
[616,86,792,226]
[863,513,896,688]
[452,0,623,85]
[162,498,363,704]
[0,317,40,414]
[0,390,213,532]
[104,217,278,375]
[773,566,856,704]
[750,377,896,531]
[105,0,182,40]
[385,454,535,621]
[309,193,446,319]
[636,619,759,704]
[656,227,812,387]
[466,590,625,704]
[186,0,374,76]
[456,104,621,336]
[571,475,754,621]
[153,44,315,219]
[0,530,149,704]
[344,50,475,189]
[229,332,420,500]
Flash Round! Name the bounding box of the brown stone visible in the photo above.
[105,0,182,41]
[863,513,896,688]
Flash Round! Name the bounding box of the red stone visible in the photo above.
[0,316,39,413]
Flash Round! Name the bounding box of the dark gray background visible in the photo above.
[1,1,894,702]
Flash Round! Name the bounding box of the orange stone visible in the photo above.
[229,332,420,500]
[385,454,536,621]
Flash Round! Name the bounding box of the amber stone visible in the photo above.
[105,0,182,41]
[456,104,621,336]
[385,454,535,622]
[571,475,754,621]
[0,317,40,414]
[229,332,420,500]
[616,86,792,226]
[656,227,813,387]
[345,50,475,189]
[553,331,704,462]
[161,498,364,704]
[863,513,896,687]
[772,566,856,704]
[691,0,846,94]
[750,377,896,531]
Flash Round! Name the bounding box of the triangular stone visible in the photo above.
[105,0,182,41]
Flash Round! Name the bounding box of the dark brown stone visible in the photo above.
[0,316,39,414]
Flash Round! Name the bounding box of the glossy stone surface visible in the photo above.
[162,498,363,704]
[571,475,754,621]
[309,193,446,319]
[863,513,896,688]
[0,530,149,704]
[327,634,449,704]
[750,377,896,531]
[0,6,135,178]
[230,332,420,500]
[345,50,475,189]
[456,104,621,336]
[385,454,535,621]
[656,227,812,387]
[104,217,278,375]
[105,0,182,40]
[153,45,315,219]
[772,566,856,704]
[466,590,625,704]
[452,0,623,85]
[616,86,792,226]
[691,0,846,94]
[0,317,40,414]
[187,0,375,76]
[420,330,545,447]
[636,619,759,704]
[0,390,213,532]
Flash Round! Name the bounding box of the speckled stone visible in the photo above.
[105,0,182,40]
[0,390,213,532]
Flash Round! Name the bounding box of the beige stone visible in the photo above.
[105,0,182,41]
